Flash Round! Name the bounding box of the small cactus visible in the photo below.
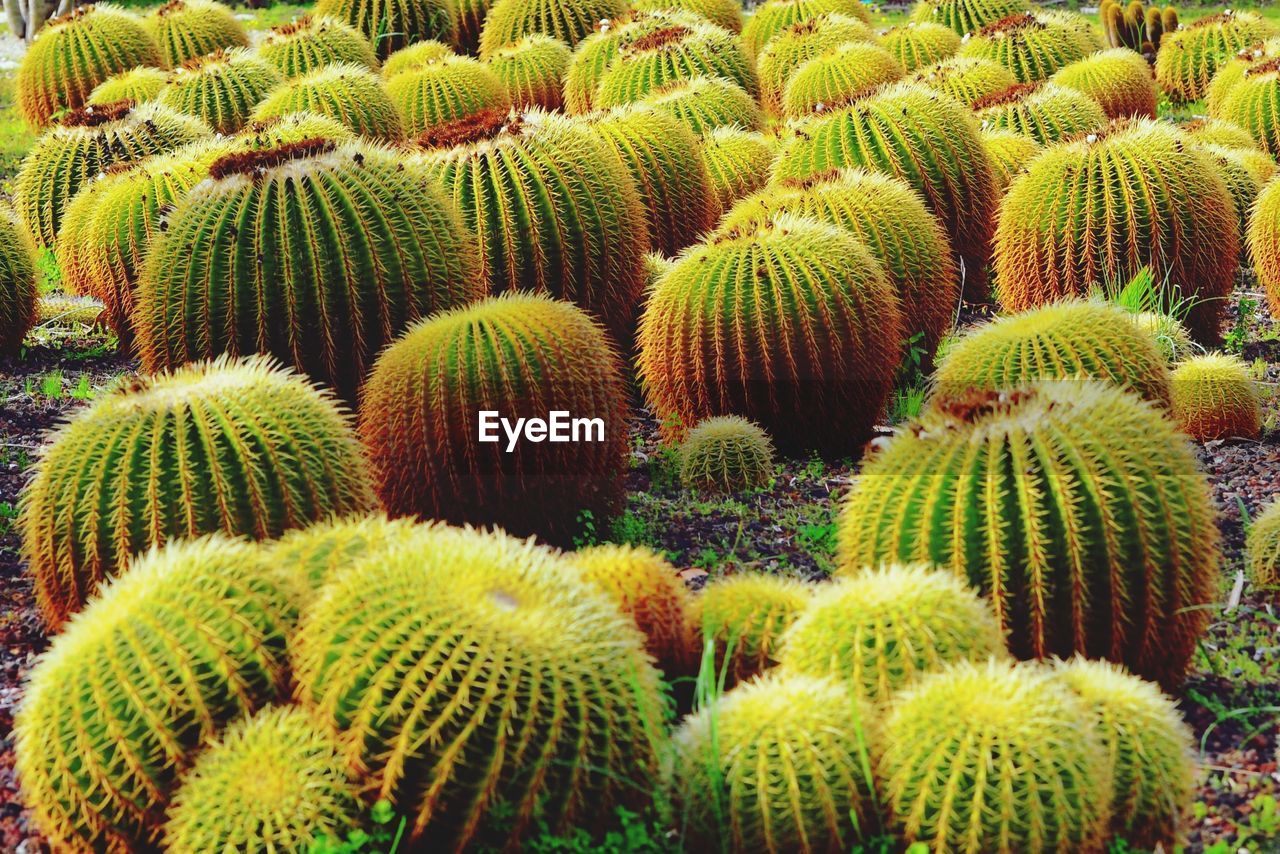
[633,0,743,33]
[34,293,105,330]
[1130,310,1198,364]
[313,0,457,58]
[1051,47,1159,119]
[742,0,872,59]
[485,34,571,110]
[145,0,249,67]
[1217,57,1280,155]
[701,126,777,215]
[1170,352,1262,441]
[780,41,904,119]
[678,415,776,492]
[693,573,813,685]
[1156,10,1276,103]
[1246,499,1280,588]
[385,54,511,136]
[973,80,1108,145]
[757,14,877,116]
[909,54,1017,107]
[882,21,963,70]
[1100,0,1177,58]
[87,65,170,105]
[0,211,37,355]
[255,15,378,78]
[251,63,405,140]
[593,20,759,109]
[158,48,284,134]
[908,0,1029,36]
[957,11,1101,83]
[480,0,630,58]
[980,126,1041,191]
[640,74,764,136]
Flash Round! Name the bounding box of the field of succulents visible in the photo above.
[1,0,1280,850]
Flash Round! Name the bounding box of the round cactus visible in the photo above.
[256,15,379,78]
[418,109,649,346]
[879,659,1112,853]
[1206,38,1280,115]
[909,0,1029,36]
[640,74,764,135]
[267,513,421,599]
[678,415,776,492]
[313,0,457,58]
[702,126,776,215]
[1170,352,1262,441]
[359,294,628,545]
[1183,116,1258,149]
[633,0,743,33]
[780,41,904,118]
[1051,47,1158,119]
[909,54,1017,106]
[561,13,641,115]
[14,535,296,851]
[480,0,629,58]
[385,54,511,136]
[757,14,877,116]
[1052,658,1196,849]
[87,65,170,106]
[1201,143,1274,265]
[486,34,570,109]
[933,300,1174,407]
[1217,58,1280,155]
[164,706,362,853]
[593,21,759,108]
[136,140,482,400]
[973,80,1107,145]
[639,215,905,455]
[293,523,666,849]
[837,380,1220,687]
[1131,310,1199,364]
[1246,499,1280,588]
[994,119,1238,344]
[694,573,814,685]
[16,4,166,130]
[382,38,454,77]
[231,109,358,148]
[145,0,248,67]
[671,674,879,853]
[1247,171,1280,317]
[158,48,284,134]
[774,82,999,301]
[957,11,1101,83]
[20,356,376,627]
[34,293,106,330]
[1156,10,1277,103]
[883,21,963,70]
[980,126,1041,191]
[251,64,404,140]
[742,0,872,59]
[0,212,38,356]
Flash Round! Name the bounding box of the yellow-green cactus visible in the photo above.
[1051,46,1158,118]
[1155,10,1277,103]
[701,126,777,215]
[640,74,764,135]
[908,54,1017,106]
[1246,499,1280,588]
[480,0,629,58]
[87,65,170,105]
[973,80,1108,144]
[957,11,1101,83]
[1170,352,1262,441]
[0,211,37,355]
[145,0,249,67]
[757,14,877,115]
[980,126,1041,191]
[743,0,872,58]
[250,63,405,140]
[909,0,1029,36]
[678,415,777,492]
[158,48,284,134]
[385,54,511,136]
[780,40,904,118]
[313,0,458,58]
[485,34,570,109]
[882,21,963,70]
[693,573,813,685]
[255,15,379,78]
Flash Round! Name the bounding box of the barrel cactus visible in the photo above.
[780,41,904,119]
[1132,310,1199,364]
[882,22,962,70]
[159,48,284,134]
[980,127,1041,191]
[1051,47,1158,119]
[909,54,1016,106]
[671,674,879,853]
[251,64,404,140]
[837,379,1220,687]
[16,4,165,130]
[1201,143,1274,265]
[87,65,170,106]
[633,0,743,32]
[382,39,454,76]
[164,706,362,853]
[757,14,877,116]
[879,659,1112,853]
[385,54,510,136]
[957,11,1100,83]
[1156,10,1277,103]
[1170,352,1262,441]
[231,109,358,148]
[742,0,872,59]
[256,15,378,77]
[486,34,570,109]
[678,415,776,493]
[1183,116,1258,149]
[313,0,457,58]
[973,80,1107,144]
[1217,58,1280,155]
[909,0,1029,35]
[694,573,813,685]
[267,513,420,600]
[702,126,776,215]
[293,523,666,849]
[640,74,764,135]
[1247,499,1280,588]
[145,0,248,67]
[14,535,296,850]
[480,0,629,58]
[34,293,105,330]
[994,119,1238,344]
[1207,38,1280,115]
[0,212,37,356]
[593,20,759,108]
[1247,171,1280,316]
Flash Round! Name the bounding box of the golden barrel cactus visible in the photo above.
[255,15,378,78]
[701,126,776,215]
[1246,499,1280,589]
[145,0,249,67]
[909,0,1029,36]
[1051,47,1158,119]
[908,54,1017,106]
[757,14,877,116]
[384,54,511,136]
[0,212,38,356]
[694,573,813,685]
[1170,352,1263,441]
[1156,10,1277,103]
[957,11,1101,83]
[973,80,1108,145]
[882,21,962,70]
[980,127,1041,191]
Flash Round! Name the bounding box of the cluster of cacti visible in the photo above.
[757,14,877,115]
[561,13,642,115]
[145,0,248,67]
[1155,10,1276,103]
[780,41,904,118]
[700,126,776,214]
[909,0,1029,36]
[641,74,765,135]
[694,573,812,685]
[158,49,284,134]
[34,293,106,330]
[1051,47,1159,119]
[1101,0,1177,58]
[973,80,1107,144]
[1216,58,1280,155]
[633,0,743,33]
[1170,352,1262,441]
[980,126,1041,190]
[250,64,404,140]
[485,34,570,109]
[1206,38,1280,114]
[1246,499,1280,588]
[882,22,963,71]
[14,535,296,850]
[313,0,457,58]
[742,0,872,59]
[87,65,170,106]
[292,523,666,849]
[385,54,510,135]
[677,415,776,492]
[359,294,628,545]
[0,212,38,356]
[592,24,759,111]
[909,54,1017,106]
[256,15,378,77]
[16,4,166,130]
[957,12,1101,83]
[480,0,629,58]
[1131,310,1199,364]
[837,379,1220,687]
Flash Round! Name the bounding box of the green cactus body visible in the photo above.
[1050,47,1158,119]
[1218,58,1280,155]
[313,0,457,58]
[1170,352,1262,441]
[137,140,482,399]
[486,34,571,109]
[1206,38,1280,115]
[15,100,209,249]
[34,293,105,330]
[14,535,296,850]
[382,39,455,77]
[1246,499,1280,588]
[980,127,1041,191]
[562,15,634,114]
[908,0,1028,35]
[640,74,764,135]
[145,0,249,67]
[994,119,1238,344]
[1184,116,1260,150]
[267,513,422,600]
[593,21,759,108]
[757,14,877,116]
[908,54,1017,106]
[158,48,285,134]
[882,21,963,70]
[837,380,1220,687]
[292,523,666,850]
[780,41,904,118]
[256,15,379,78]
[1156,10,1277,103]
[671,674,879,853]
[87,65,171,106]
[775,82,999,301]
[251,64,405,140]
[385,55,511,136]
[638,215,904,455]
[0,212,37,355]
[972,80,1108,144]
[1200,143,1274,266]
[879,660,1112,853]
[16,4,166,131]
[1247,169,1280,317]
[231,109,359,148]
[1131,310,1198,364]
[742,0,872,59]
[480,0,630,58]
[358,294,629,545]
[694,573,813,684]
[678,415,776,492]
[418,109,649,346]
[957,12,1101,83]
[455,0,488,51]
[701,126,777,215]
[635,0,743,32]
[164,706,362,853]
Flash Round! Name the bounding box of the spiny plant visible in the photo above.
[34,293,105,330]
[933,299,1174,407]
[742,0,872,59]
[671,674,880,852]
[417,109,649,346]
[1246,499,1280,588]
[1248,171,1280,317]
[592,21,759,109]
[980,127,1041,191]
[454,0,488,52]
[16,4,166,130]
[158,48,285,134]
[1200,143,1273,266]
[0,212,37,356]
[266,513,421,600]
[635,0,742,32]
[882,21,963,71]
[1217,57,1280,155]
[640,74,764,136]
[20,355,376,627]
[1182,115,1257,149]
[480,0,630,58]
[837,380,1220,688]
[14,535,296,851]
[1051,47,1158,119]
[779,565,1007,705]
[693,573,813,686]
[1052,658,1196,850]
[1131,310,1198,364]
[1170,352,1262,441]
[485,34,571,110]
[256,15,379,78]
[701,126,776,215]
[780,41,904,119]
[145,0,249,67]
[1156,10,1277,103]
[973,80,1108,145]
[15,100,209,249]
[678,415,776,493]
[1101,0,1177,58]
[908,54,1016,107]
[292,523,667,849]
[1206,38,1280,115]
[136,140,482,400]
[994,119,1238,345]
[561,12,644,115]
[774,82,999,301]
[637,214,905,455]
[381,38,454,77]
[879,659,1112,853]
[87,65,170,106]
[230,109,358,148]
[385,54,511,136]
[757,14,877,116]
[313,0,457,59]
[164,706,362,853]
[250,63,405,140]
[957,11,1101,83]
[908,0,1029,35]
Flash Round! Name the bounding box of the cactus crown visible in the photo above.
[58,97,134,125]
[972,79,1039,108]
[206,137,335,178]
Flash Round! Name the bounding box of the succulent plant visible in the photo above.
[774,82,999,301]
[485,34,570,109]
[16,4,166,130]
[1200,143,1274,265]
[164,706,362,852]
[837,380,1220,687]
[909,0,1029,35]
[480,0,629,58]
[381,38,454,76]
[633,0,743,32]
[15,100,208,249]
[418,109,649,346]
[1216,58,1280,155]
[780,41,904,118]
[671,674,879,853]
[1247,170,1280,317]
[1051,47,1158,119]
[561,13,638,114]
[908,54,1017,106]
[640,74,764,135]
[957,11,1101,83]
[882,21,963,70]
[879,659,1112,853]
[1131,310,1198,364]
[1182,115,1257,148]
[757,14,877,115]
[231,108,359,148]
[1206,38,1280,115]
[359,293,628,545]
[158,48,284,134]
[677,415,776,493]
[14,535,296,850]
[1246,499,1280,588]
[145,0,249,67]
[694,573,813,685]
[994,119,1238,344]
[593,21,759,108]
[0,212,37,355]
[313,0,457,58]
[701,127,776,218]
[1100,0,1177,58]
[973,80,1107,144]
[87,65,170,105]
[293,523,666,849]
[256,15,379,77]
[980,127,1041,191]
[743,0,872,59]
[1156,10,1276,103]
[386,54,510,135]
[251,63,405,139]
[34,293,105,330]
[267,513,421,602]
[1170,352,1262,441]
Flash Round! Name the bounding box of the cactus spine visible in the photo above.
[980,127,1041,191]
[159,48,285,134]
[678,415,777,493]
[251,63,405,140]
[382,39,454,76]
[255,15,379,78]
[145,0,249,67]
[742,0,873,59]
[385,55,511,136]
[640,74,764,135]
[909,54,1017,106]
[1170,352,1263,441]
[312,0,458,58]
[633,0,743,33]
[485,34,571,110]
[757,15,877,116]
[593,21,759,108]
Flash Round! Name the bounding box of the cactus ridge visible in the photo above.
[640,74,764,135]
[882,21,963,71]
[701,126,776,214]
[757,13,876,116]
[313,0,457,58]
[251,63,405,140]
[1156,9,1277,103]
[480,0,630,58]
[146,0,249,67]
[256,15,378,78]
[1246,499,1280,588]
[0,212,37,355]
[385,54,511,136]
[974,80,1108,144]
[158,48,285,134]
[486,34,571,110]
[909,54,1017,107]
[742,0,873,59]
[678,415,776,493]
[87,66,171,106]
[593,20,759,108]
[1051,47,1158,119]
[908,0,1030,36]
[694,573,814,684]
[780,41,904,118]
[957,10,1101,83]
[1170,352,1263,441]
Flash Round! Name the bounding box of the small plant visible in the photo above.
[256,15,378,78]
[1246,499,1280,588]
[678,416,776,494]
[1171,352,1263,441]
